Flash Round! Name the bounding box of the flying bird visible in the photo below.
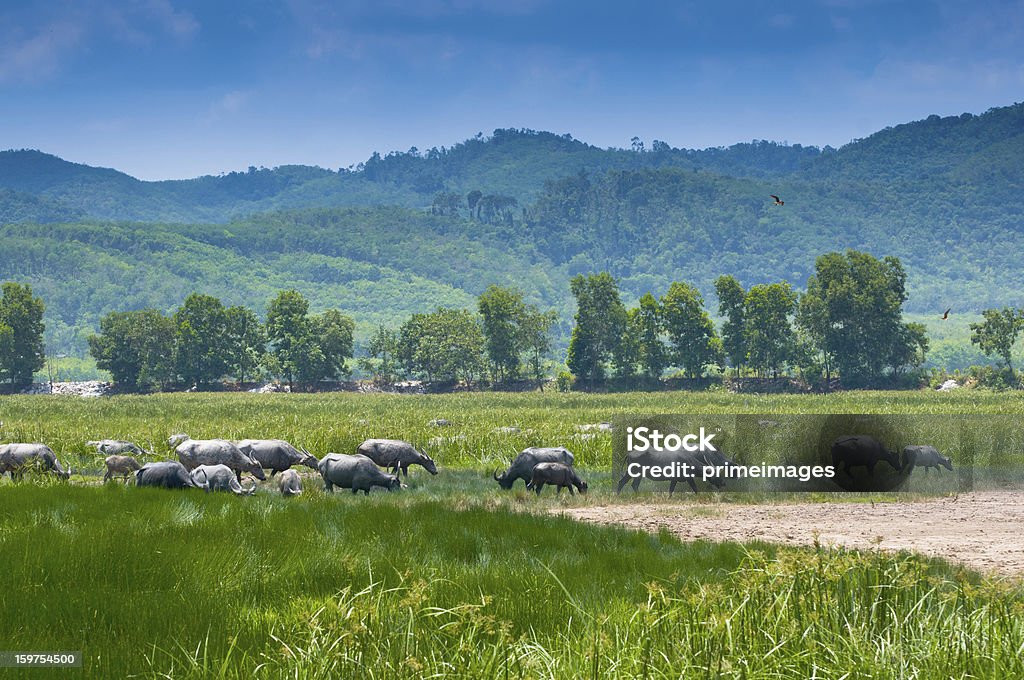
[770,195,784,206]
[941,308,951,320]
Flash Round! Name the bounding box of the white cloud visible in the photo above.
[143,0,200,39]
[0,21,83,83]
[0,1,198,83]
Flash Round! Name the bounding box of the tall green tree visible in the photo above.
[478,285,527,383]
[0,282,45,385]
[265,290,311,389]
[305,309,355,382]
[520,308,558,388]
[714,275,747,375]
[398,308,486,385]
[567,272,628,388]
[631,292,668,380]
[173,293,230,387]
[889,321,929,376]
[224,305,266,383]
[970,307,1023,378]
[743,282,797,378]
[264,290,354,388]
[796,277,833,383]
[661,281,721,378]
[800,250,920,386]
[88,309,175,388]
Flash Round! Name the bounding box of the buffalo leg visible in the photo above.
[668,479,678,496]
[567,484,574,496]
[616,474,630,493]
[686,478,699,493]
[534,482,544,496]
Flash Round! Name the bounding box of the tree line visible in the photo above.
[568,250,934,389]
[83,286,558,391]
[2,248,1023,390]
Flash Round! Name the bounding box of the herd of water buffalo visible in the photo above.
[0,436,589,496]
[0,430,954,497]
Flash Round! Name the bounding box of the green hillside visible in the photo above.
[1,103,1022,362]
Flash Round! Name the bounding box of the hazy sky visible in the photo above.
[2,0,1022,180]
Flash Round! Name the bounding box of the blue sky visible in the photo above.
[1,0,1022,180]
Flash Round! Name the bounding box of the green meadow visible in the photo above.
[2,390,1024,678]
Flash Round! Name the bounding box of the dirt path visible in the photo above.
[560,492,1024,577]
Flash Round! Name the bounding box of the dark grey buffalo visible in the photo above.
[276,469,303,497]
[190,464,256,495]
[135,461,196,489]
[831,435,902,476]
[0,443,70,480]
[617,448,731,495]
[356,439,437,477]
[170,434,266,483]
[319,453,401,495]
[89,439,149,456]
[104,455,142,482]
[236,439,318,476]
[494,447,574,490]
[902,445,953,474]
[526,462,588,496]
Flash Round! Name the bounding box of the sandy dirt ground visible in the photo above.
[560,492,1024,577]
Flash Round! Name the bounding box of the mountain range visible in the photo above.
[2,102,1023,368]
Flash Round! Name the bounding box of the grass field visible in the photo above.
[4,389,1024,472]
[3,390,1024,678]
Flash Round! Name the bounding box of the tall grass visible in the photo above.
[0,485,1021,678]
[3,390,1024,473]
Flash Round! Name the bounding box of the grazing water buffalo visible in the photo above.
[170,434,266,483]
[902,445,953,474]
[276,469,303,496]
[88,439,149,456]
[0,443,70,480]
[135,461,195,489]
[319,453,401,495]
[356,439,437,477]
[104,455,142,482]
[526,462,588,496]
[236,439,318,476]
[494,447,575,490]
[190,464,256,495]
[617,448,732,495]
[831,435,902,477]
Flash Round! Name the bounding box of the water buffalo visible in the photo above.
[135,461,195,489]
[356,439,437,477]
[616,448,731,495]
[0,443,70,480]
[902,445,953,474]
[236,439,318,476]
[276,469,303,496]
[319,453,401,495]
[170,434,266,483]
[526,462,588,496]
[190,464,256,495]
[831,435,902,476]
[494,447,575,490]
[88,439,149,456]
[104,454,142,482]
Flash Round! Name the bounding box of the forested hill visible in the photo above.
[1,102,1023,360]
